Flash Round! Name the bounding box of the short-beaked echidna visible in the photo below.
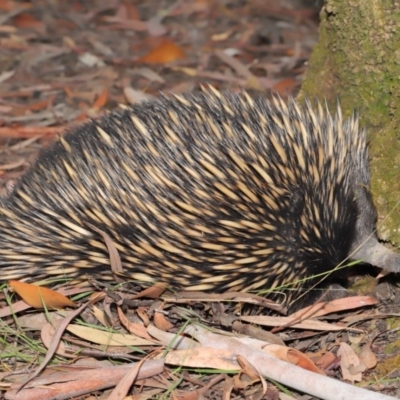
[1,89,399,309]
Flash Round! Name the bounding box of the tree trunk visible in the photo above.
[298,0,400,243]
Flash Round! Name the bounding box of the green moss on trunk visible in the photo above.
[299,0,400,243]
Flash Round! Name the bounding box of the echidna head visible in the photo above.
[350,177,400,273]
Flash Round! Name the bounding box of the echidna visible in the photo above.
[1,88,399,309]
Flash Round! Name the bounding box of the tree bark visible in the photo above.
[298,0,400,243]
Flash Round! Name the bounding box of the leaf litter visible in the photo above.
[1,0,400,399]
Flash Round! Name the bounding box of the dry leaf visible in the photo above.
[312,351,338,370]
[122,1,140,20]
[117,305,154,340]
[337,342,363,383]
[290,296,378,320]
[263,344,325,375]
[139,39,186,64]
[14,13,42,29]
[86,223,123,277]
[0,126,62,138]
[137,306,150,326]
[11,95,55,115]
[66,324,155,346]
[233,355,268,397]
[286,349,326,375]
[92,88,108,110]
[9,280,76,309]
[359,341,377,369]
[92,305,112,327]
[6,359,165,399]
[41,323,73,358]
[107,357,146,400]
[240,314,346,331]
[131,283,168,299]
[154,310,174,331]
[272,77,299,95]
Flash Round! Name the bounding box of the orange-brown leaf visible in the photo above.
[286,349,326,375]
[0,126,62,139]
[92,88,108,110]
[14,13,42,29]
[272,78,299,96]
[9,280,76,309]
[131,283,168,299]
[117,306,154,340]
[139,39,186,64]
[154,311,174,331]
[11,95,55,116]
[263,344,325,375]
[122,0,140,20]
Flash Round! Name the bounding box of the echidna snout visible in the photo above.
[348,177,400,275]
[0,89,399,309]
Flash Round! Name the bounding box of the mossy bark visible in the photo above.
[298,0,400,243]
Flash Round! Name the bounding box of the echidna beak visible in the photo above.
[351,238,400,273]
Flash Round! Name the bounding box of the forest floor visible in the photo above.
[1,1,400,399]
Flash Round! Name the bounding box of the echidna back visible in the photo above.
[0,90,370,307]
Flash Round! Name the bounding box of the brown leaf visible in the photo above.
[122,1,140,20]
[66,324,155,346]
[263,344,325,375]
[139,39,186,64]
[337,342,363,383]
[9,280,76,309]
[107,357,146,400]
[117,305,154,340]
[0,126,61,138]
[286,349,326,375]
[137,306,150,326]
[290,295,378,320]
[154,310,174,331]
[14,13,42,29]
[359,341,377,369]
[240,314,346,331]
[233,355,268,396]
[41,322,73,358]
[7,359,165,399]
[272,77,299,95]
[86,223,123,277]
[17,295,103,391]
[131,283,168,299]
[312,351,338,370]
[92,88,108,111]
[11,96,55,116]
